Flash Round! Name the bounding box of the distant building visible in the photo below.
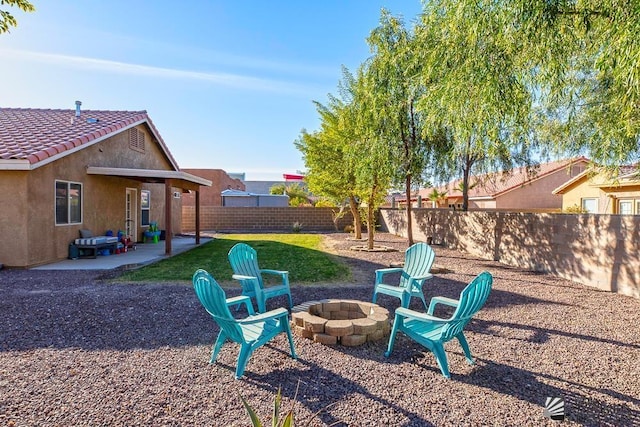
[418,157,589,211]
[181,169,244,207]
[221,189,289,207]
[553,166,640,214]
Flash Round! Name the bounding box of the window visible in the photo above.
[55,181,82,225]
[141,190,150,226]
[619,200,633,215]
[581,198,598,213]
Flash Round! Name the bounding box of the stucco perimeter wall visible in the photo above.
[182,207,353,232]
[380,208,640,299]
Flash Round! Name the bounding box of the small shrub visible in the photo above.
[241,382,337,426]
[564,204,588,214]
[292,221,304,233]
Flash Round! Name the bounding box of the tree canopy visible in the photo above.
[0,0,35,34]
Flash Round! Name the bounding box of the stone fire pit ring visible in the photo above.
[290,299,390,346]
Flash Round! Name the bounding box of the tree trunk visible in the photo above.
[348,195,362,240]
[405,174,414,245]
[462,163,470,212]
[367,200,375,250]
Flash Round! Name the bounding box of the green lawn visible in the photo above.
[115,233,351,284]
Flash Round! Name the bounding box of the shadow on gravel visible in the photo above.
[241,355,436,427]
[455,359,640,426]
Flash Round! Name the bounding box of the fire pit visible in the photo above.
[290,299,390,346]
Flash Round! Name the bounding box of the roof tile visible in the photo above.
[0,107,149,165]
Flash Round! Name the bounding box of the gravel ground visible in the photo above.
[1,232,639,426]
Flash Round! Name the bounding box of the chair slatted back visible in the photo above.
[399,243,435,291]
[228,243,264,290]
[440,271,493,342]
[192,269,245,343]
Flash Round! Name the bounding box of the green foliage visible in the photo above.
[564,204,588,214]
[240,387,294,427]
[113,234,350,283]
[0,0,35,34]
[270,183,312,207]
[291,222,303,233]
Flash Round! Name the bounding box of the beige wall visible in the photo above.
[0,124,185,267]
[0,171,29,266]
[181,169,244,207]
[380,208,640,299]
[182,206,353,232]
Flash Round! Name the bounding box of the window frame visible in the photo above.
[140,190,151,227]
[580,197,598,213]
[55,180,83,225]
[618,199,634,215]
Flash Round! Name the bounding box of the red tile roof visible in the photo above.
[421,157,590,200]
[0,107,179,169]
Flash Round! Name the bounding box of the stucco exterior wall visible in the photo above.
[181,169,244,207]
[0,171,29,267]
[380,208,640,299]
[559,179,608,212]
[2,124,185,267]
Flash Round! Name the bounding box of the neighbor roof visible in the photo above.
[0,107,179,170]
[430,157,590,200]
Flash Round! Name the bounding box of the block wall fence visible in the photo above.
[182,206,354,233]
[379,208,640,299]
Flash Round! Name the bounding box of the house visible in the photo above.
[552,167,640,214]
[418,157,590,211]
[0,104,211,268]
[181,169,245,207]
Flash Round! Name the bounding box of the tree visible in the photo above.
[427,188,447,208]
[415,0,537,211]
[295,68,364,238]
[350,64,396,249]
[365,11,433,245]
[269,183,312,207]
[0,0,35,34]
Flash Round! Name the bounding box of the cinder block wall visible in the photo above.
[182,206,353,232]
[380,208,640,299]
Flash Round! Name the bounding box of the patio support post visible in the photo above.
[195,190,201,244]
[165,179,173,255]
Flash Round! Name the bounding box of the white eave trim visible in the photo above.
[0,159,31,170]
[86,166,212,186]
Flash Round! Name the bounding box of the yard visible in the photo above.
[0,233,638,426]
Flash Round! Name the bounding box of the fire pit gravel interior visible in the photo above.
[290,299,390,346]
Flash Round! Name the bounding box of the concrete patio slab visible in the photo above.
[31,236,212,270]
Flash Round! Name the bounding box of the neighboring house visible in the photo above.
[181,169,245,207]
[418,157,590,211]
[553,167,640,214]
[0,104,211,268]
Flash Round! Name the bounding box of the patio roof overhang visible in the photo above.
[86,166,212,255]
[86,166,212,191]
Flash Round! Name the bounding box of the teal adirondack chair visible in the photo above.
[372,242,435,309]
[192,269,297,379]
[385,271,493,379]
[228,243,293,313]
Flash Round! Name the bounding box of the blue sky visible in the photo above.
[0,1,424,180]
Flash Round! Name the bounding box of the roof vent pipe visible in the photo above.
[75,100,82,117]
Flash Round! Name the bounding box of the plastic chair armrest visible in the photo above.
[427,296,460,315]
[225,295,255,315]
[375,267,403,282]
[395,307,447,323]
[260,269,288,276]
[232,274,258,281]
[238,307,289,324]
